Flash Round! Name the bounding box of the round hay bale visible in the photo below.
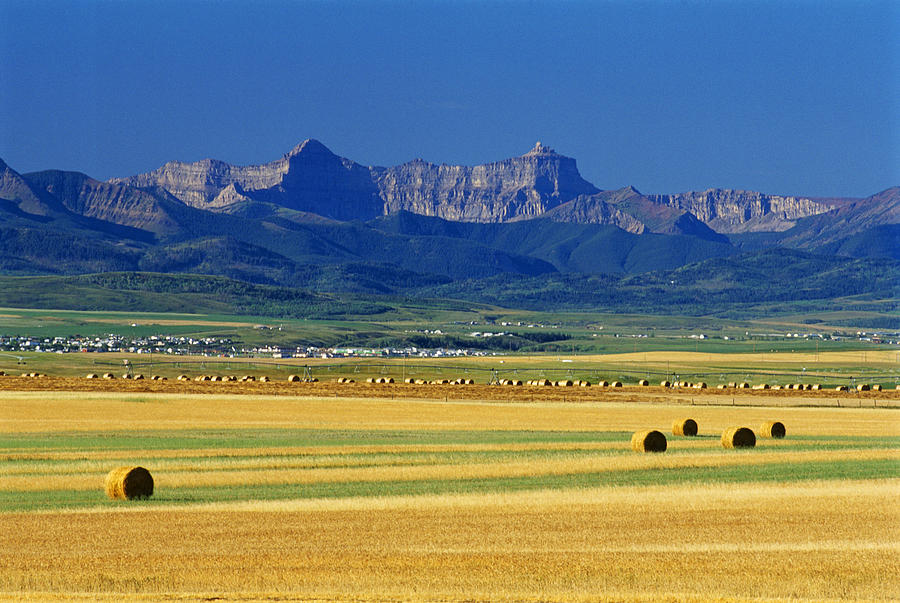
[557,380,573,387]
[287,374,301,382]
[722,427,756,449]
[856,384,870,391]
[771,385,782,390]
[872,384,882,391]
[177,374,189,381]
[672,418,698,437]
[811,384,821,390]
[716,384,727,389]
[631,430,667,453]
[611,381,622,388]
[760,421,786,439]
[579,380,591,387]
[738,382,750,389]
[104,466,154,500]
[258,376,269,382]
[727,382,736,388]
[659,380,670,387]
[103,373,115,380]
[597,380,609,387]
[122,374,132,380]
[86,373,99,379]
[693,382,707,389]
[133,374,144,380]
[638,379,649,386]
[835,385,847,391]
[404,378,415,384]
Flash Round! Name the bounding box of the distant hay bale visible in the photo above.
[672,418,698,437]
[693,382,707,389]
[857,384,870,391]
[716,384,727,389]
[659,380,670,387]
[611,381,622,388]
[759,421,786,439]
[631,430,667,453]
[557,380,573,387]
[177,375,189,381]
[415,379,426,385]
[738,382,750,389]
[122,374,132,380]
[752,384,769,390]
[241,375,254,382]
[366,377,376,383]
[133,374,144,380]
[835,385,847,391]
[722,427,756,449]
[258,376,269,382]
[287,375,300,382]
[727,382,736,388]
[810,384,821,390]
[771,385,782,390]
[579,380,592,387]
[210,375,221,382]
[638,379,649,386]
[104,466,154,500]
[103,373,115,380]
[511,379,523,386]
[86,373,98,379]
[404,378,415,384]
[598,380,609,387]
[872,384,882,391]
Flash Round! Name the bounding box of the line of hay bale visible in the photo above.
[631,430,667,453]
[722,427,756,448]
[672,418,698,437]
[759,421,786,439]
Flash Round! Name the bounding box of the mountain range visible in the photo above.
[0,141,897,308]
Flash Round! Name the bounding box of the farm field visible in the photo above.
[1,386,899,601]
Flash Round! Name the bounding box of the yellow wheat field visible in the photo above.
[1,480,898,601]
[1,390,898,601]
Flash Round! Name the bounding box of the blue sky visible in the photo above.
[1,0,897,197]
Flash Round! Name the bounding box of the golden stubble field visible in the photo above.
[1,384,899,602]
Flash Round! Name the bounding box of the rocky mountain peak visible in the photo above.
[524,141,557,156]
[284,138,334,159]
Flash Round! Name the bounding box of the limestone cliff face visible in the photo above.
[23,170,181,234]
[648,189,833,233]
[112,139,384,221]
[371,142,600,222]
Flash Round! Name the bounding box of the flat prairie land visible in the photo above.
[1,387,898,601]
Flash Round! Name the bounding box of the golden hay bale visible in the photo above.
[103,373,115,380]
[611,381,622,388]
[835,385,847,391]
[631,430,667,453]
[122,374,132,380]
[104,466,154,500]
[404,378,415,384]
[133,374,144,380]
[856,384,870,391]
[258,376,269,382]
[759,421,786,439]
[659,380,670,387]
[598,380,609,387]
[872,384,882,391]
[177,375,189,381]
[579,380,591,387]
[738,382,750,389]
[557,380,573,387]
[771,385,782,390]
[752,384,769,390]
[727,382,736,388]
[287,374,300,382]
[722,427,756,449]
[716,384,727,389]
[638,379,649,386]
[672,418,698,437]
[693,382,707,389]
[86,373,99,379]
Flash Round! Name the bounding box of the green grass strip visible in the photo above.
[3,457,897,513]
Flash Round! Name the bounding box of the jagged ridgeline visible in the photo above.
[0,141,897,314]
